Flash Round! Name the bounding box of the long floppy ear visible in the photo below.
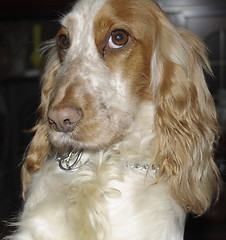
[21,45,59,198]
[151,17,221,215]
[21,123,50,198]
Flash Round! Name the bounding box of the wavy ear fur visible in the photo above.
[21,46,59,198]
[151,15,221,215]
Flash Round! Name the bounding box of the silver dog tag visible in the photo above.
[56,150,83,171]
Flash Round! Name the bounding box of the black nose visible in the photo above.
[48,106,83,132]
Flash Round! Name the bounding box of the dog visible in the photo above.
[6,0,221,239]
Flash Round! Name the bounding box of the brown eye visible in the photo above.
[57,34,70,51]
[108,30,129,49]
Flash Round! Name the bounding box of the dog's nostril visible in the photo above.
[64,119,73,126]
[48,107,83,133]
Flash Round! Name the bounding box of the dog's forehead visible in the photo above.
[61,0,153,32]
[61,0,159,49]
[59,0,109,60]
[61,0,107,31]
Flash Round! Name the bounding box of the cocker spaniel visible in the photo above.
[7,0,221,239]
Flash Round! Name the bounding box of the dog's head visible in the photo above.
[41,0,158,151]
[22,0,220,215]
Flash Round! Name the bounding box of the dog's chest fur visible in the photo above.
[19,155,185,240]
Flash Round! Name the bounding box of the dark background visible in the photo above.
[0,0,226,239]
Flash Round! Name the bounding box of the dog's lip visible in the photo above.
[49,129,81,145]
[48,129,106,151]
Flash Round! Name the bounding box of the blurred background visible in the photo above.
[0,0,225,239]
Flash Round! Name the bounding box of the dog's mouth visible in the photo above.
[47,108,132,151]
[46,87,135,150]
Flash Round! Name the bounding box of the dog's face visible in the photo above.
[47,0,156,150]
